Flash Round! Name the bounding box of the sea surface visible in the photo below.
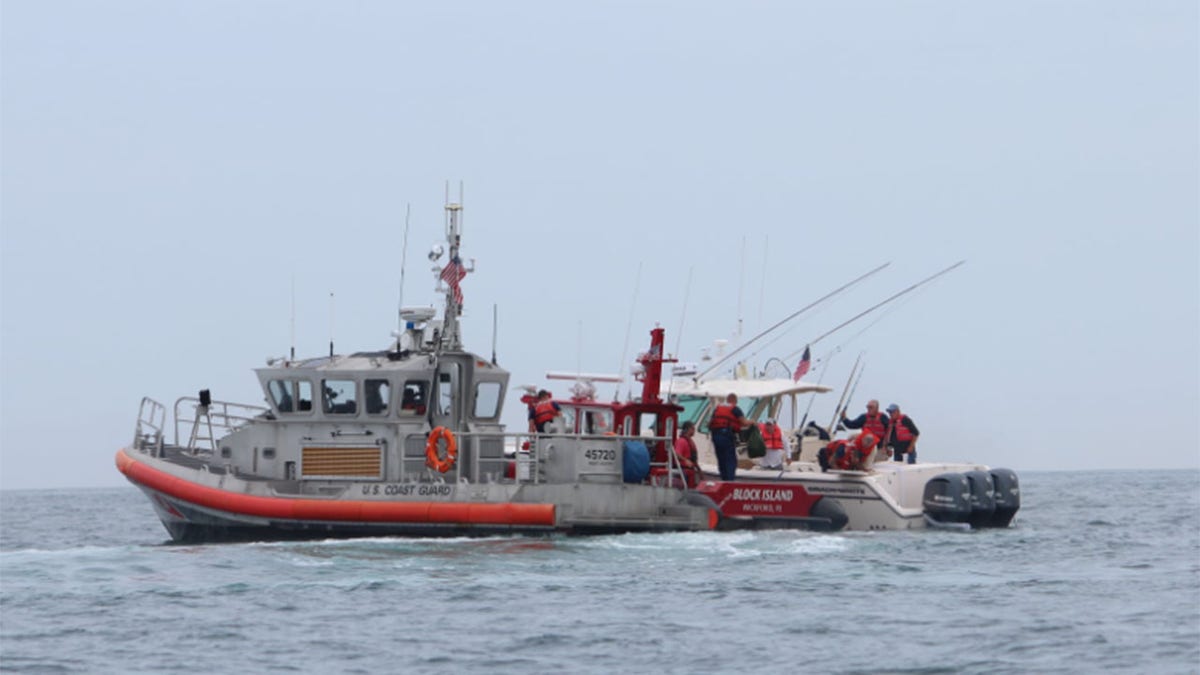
[1,470,1198,674]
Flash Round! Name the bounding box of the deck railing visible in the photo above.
[172,396,269,452]
[396,430,689,488]
[133,397,167,455]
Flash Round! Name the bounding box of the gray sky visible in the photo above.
[2,1,1197,490]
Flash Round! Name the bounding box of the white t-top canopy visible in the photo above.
[664,378,831,399]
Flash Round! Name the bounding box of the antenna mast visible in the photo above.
[439,186,467,351]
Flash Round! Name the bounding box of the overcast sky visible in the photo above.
[2,1,1197,490]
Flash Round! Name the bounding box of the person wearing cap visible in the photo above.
[885,403,920,463]
[757,418,790,470]
[528,389,562,433]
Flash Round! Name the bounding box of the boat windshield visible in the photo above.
[675,395,708,425]
[698,396,759,432]
[739,398,762,422]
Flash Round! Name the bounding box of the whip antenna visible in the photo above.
[615,262,643,400]
[667,266,694,399]
[328,292,335,358]
[491,304,498,365]
[757,235,768,332]
[397,203,412,336]
[290,274,296,361]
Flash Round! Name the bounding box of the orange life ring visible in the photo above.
[425,426,458,473]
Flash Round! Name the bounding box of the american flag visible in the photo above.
[793,345,811,382]
[440,256,467,304]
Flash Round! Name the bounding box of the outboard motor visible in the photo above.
[988,468,1020,527]
[964,470,996,529]
[922,473,972,526]
[809,497,849,532]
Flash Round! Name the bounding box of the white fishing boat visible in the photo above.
[665,376,1021,531]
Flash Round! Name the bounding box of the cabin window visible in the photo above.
[640,413,662,438]
[399,380,428,416]
[365,379,390,415]
[473,381,502,419]
[322,379,358,415]
[268,379,313,414]
[436,367,453,415]
[583,409,613,435]
[559,407,578,434]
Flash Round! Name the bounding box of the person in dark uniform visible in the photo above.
[708,393,745,481]
[885,403,920,463]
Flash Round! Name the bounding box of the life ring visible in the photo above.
[425,426,458,473]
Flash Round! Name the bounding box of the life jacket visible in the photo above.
[863,411,887,439]
[709,404,738,432]
[760,423,783,450]
[892,415,914,442]
[533,401,558,427]
[825,435,876,471]
[854,432,878,453]
[823,439,852,470]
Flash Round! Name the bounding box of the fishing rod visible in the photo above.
[695,262,890,381]
[836,361,869,432]
[826,353,862,436]
[782,260,965,364]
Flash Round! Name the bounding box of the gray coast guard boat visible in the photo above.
[117,201,848,542]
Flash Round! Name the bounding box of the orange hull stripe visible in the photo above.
[115,449,556,527]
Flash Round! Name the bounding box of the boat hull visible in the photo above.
[117,449,844,543]
[716,461,1007,531]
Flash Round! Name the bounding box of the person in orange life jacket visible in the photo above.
[671,421,700,486]
[885,403,920,463]
[708,393,745,481]
[527,390,562,433]
[757,418,790,470]
[820,431,879,471]
[841,399,890,441]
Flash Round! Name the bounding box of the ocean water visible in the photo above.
[1,470,1197,674]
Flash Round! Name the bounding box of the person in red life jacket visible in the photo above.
[527,390,562,433]
[841,399,890,441]
[885,403,920,463]
[838,432,879,470]
[757,418,790,470]
[672,421,700,486]
[708,393,745,481]
[818,432,878,472]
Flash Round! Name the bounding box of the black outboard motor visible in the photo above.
[988,468,1020,527]
[809,497,849,532]
[964,470,996,529]
[923,473,972,525]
